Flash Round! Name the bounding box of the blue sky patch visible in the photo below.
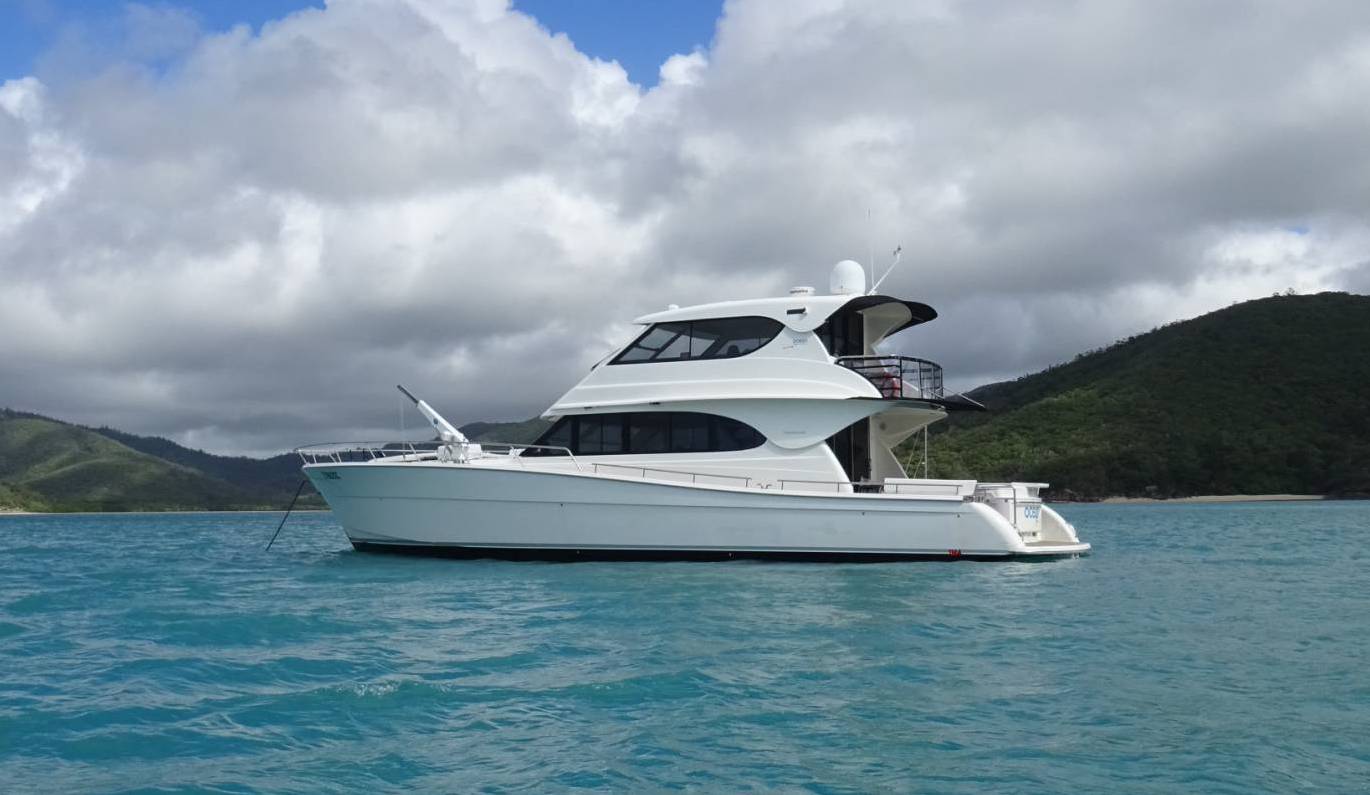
[0,0,721,87]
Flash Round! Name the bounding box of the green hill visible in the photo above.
[92,425,305,498]
[6,292,1367,510]
[912,292,1370,500]
[0,407,549,513]
[0,411,275,512]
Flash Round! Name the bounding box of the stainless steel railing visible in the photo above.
[585,462,752,487]
[294,441,579,467]
[293,441,750,487]
[297,442,971,498]
[836,355,945,399]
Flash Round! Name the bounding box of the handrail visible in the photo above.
[296,441,972,498]
[777,479,894,494]
[588,461,752,487]
[294,440,581,471]
[836,355,945,399]
[294,440,440,464]
[295,440,758,488]
[776,478,973,497]
[778,478,855,493]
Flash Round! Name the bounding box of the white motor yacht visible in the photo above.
[299,261,1089,560]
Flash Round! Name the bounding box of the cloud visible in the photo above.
[1340,260,1370,294]
[2,0,1369,454]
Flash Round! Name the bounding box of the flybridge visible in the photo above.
[632,293,937,338]
[634,256,935,338]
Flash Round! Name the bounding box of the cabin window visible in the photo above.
[577,414,625,455]
[523,412,766,456]
[715,416,765,451]
[627,413,670,453]
[610,317,783,364]
[535,416,573,453]
[669,413,711,453]
[815,310,864,357]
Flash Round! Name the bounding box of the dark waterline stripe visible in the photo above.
[348,541,1079,562]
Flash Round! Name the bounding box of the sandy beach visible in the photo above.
[1099,494,1325,505]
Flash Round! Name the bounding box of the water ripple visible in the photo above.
[1,503,1368,792]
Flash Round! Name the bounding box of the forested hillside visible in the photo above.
[5,292,1366,510]
[0,412,274,512]
[0,408,548,512]
[913,292,1370,500]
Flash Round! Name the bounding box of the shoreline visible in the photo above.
[0,495,1340,516]
[1094,494,1325,505]
[0,509,331,517]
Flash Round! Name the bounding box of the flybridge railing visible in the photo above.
[836,355,945,399]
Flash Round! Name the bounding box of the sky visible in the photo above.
[0,0,719,86]
[2,0,1369,456]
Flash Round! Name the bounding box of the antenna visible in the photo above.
[866,208,874,283]
[869,245,903,294]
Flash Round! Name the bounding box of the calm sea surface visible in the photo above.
[1,502,1367,793]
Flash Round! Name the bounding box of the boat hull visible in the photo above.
[304,462,1090,561]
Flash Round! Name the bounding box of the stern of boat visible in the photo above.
[970,482,1090,558]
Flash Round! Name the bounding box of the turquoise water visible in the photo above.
[1,503,1367,793]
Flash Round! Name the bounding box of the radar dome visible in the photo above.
[829,260,866,295]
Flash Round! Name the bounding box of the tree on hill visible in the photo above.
[906,292,1370,500]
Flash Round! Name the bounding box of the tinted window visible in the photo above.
[688,317,783,359]
[535,417,572,453]
[526,412,766,456]
[578,414,624,455]
[670,413,711,453]
[627,413,670,453]
[715,416,765,451]
[815,310,863,357]
[611,317,783,364]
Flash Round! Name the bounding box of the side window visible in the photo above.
[540,418,572,450]
[716,416,765,451]
[524,417,572,456]
[627,413,670,454]
[528,412,767,456]
[613,322,691,363]
[690,317,783,359]
[611,317,782,364]
[670,413,711,453]
[815,311,864,357]
[578,415,625,455]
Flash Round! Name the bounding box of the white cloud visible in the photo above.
[659,51,707,88]
[2,0,1369,454]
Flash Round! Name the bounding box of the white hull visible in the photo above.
[305,462,1089,561]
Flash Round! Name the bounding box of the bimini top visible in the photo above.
[634,293,937,335]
